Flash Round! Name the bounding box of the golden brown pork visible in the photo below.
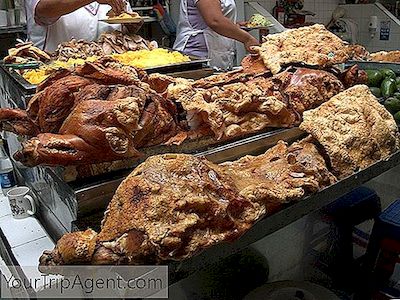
[369,50,400,63]
[14,87,178,166]
[167,68,345,140]
[0,58,147,136]
[254,24,350,74]
[300,85,400,178]
[39,139,335,267]
[38,83,400,269]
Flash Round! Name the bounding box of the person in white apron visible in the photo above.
[174,0,259,70]
[24,0,134,52]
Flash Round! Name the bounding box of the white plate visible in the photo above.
[100,16,148,24]
[241,24,274,31]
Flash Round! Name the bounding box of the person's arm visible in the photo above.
[196,0,259,52]
[36,0,125,20]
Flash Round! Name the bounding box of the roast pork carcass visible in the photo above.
[39,138,335,267]
[0,58,365,167]
[15,86,178,166]
[167,67,346,140]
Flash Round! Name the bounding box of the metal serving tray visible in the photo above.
[0,53,209,92]
[347,60,400,73]
[145,55,209,74]
[0,63,35,108]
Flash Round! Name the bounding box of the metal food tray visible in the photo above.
[0,53,209,92]
[0,63,36,106]
[144,55,209,74]
[168,150,400,284]
[347,60,400,73]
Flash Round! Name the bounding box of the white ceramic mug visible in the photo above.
[6,186,36,219]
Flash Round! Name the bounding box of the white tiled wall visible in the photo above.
[256,0,340,25]
[343,3,400,52]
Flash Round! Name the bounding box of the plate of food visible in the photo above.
[240,14,273,31]
[100,11,147,24]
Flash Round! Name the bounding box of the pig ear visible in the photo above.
[0,108,40,136]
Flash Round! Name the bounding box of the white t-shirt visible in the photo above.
[24,0,127,52]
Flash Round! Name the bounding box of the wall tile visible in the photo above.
[339,4,400,51]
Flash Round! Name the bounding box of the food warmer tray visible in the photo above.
[347,60,400,73]
[0,54,209,94]
[145,55,209,74]
[0,62,35,109]
[168,149,400,284]
[13,127,305,241]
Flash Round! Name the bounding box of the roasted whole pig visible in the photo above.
[0,59,180,166]
[300,85,400,178]
[167,67,347,140]
[0,63,365,166]
[39,139,335,267]
[14,85,178,166]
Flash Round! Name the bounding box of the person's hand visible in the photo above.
[97,0,126,15]
[244,35,259,54]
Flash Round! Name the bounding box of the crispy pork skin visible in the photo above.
[167,68,345,140]
[300,85,400,178]
[39,139,336,267]
[254,24,350,74]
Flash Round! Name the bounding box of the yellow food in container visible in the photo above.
[112,48,191,69]
[23,49,190,84]
[23,69,49,85]
[23,57,98,84]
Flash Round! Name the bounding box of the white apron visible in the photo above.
[174,0,237,71]
[43,3,121,52]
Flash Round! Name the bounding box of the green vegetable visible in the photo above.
[381,78,397,98]
[397,84,400,92]
[394,111,400,123]
[384,97,400,114]
[380,68,396,79]
[366,69,383,87]
[396,77,400,85]
[370,87,382,98]
[394,92,400,99]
